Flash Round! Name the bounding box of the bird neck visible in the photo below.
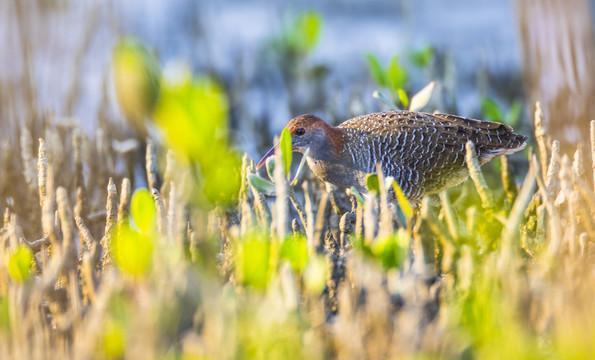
[307,125,344,162]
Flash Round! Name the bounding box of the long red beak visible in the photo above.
[256,145,277,170]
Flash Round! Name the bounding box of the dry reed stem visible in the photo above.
[117,178,131,227]
[439,192,458,239]
[533,156,562,256]
[559,156,577,256]
[42,166,56,245]
[239,154,255,235]
[151,188,167,236]
[376,163,393,237]
[37,138,48,209]
[161,150,175,195]
[302,181,316,251]
[534,102,549,176]
[101,178,117,268]
[146,140,158,193]
[314,190,331,252]
[56,187,77,269]
[167,182,176,241]
[545,140,561,198]
[74,187,85,219]
[363,195,378,244]
[75,216,95,252]
[339,212,356,248]
[24,235,50,254]
[465,141,494,208]
[500,158,536,268]
[248,160,272,230]
[288,187,308,233]
[572,145,585,178]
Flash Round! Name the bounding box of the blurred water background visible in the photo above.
[1,0,594,157]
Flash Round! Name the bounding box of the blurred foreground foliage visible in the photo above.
[0,33,594,360]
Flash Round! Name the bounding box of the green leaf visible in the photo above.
[280,235,308,272]
[248,174,276,196]
[113,225,154,276]
[236,236,271,289]
[410,45,434,68]
[388,177,414,221]
[366,174,380,194]
[507,99,523,127]
[409,81,435,112]
[280,127,292,177]
[296,11,323,53]
[387,56,409,92]
[101,320,126,359]
[266,156,276,182]
[350,187,365,206]
[112,38,161,123]
[397,88,409,108]
[370,229,410,269]
[7,245,33,282]
[130,188,156,233]
[481,97,504,122]
[365,53,388,88]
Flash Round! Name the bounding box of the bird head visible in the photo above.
[256,114,342,170]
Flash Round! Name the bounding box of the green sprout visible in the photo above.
[481,97,523,126]
[7,245,33,283]
[112,38,161,133]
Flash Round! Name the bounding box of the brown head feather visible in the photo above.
[286,114,344,155]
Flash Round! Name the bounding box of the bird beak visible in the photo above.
[256,145,276,170]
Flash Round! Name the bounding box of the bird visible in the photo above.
[257,111,527,201]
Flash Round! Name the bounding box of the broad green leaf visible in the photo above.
[410,45,434,68]
[370,229,410,269]
[388,177,413,220]
[481,97,504,122]
[130,188,156,233]
[112,38,161,123]
[236,236,271,289]
[365,53,388,88]
[366,174,380,194]
[280,235,308,272]
[303,255,327,294]
[373,90,399,110]
[113,225,153,276]
[409,81,435,112]
[295,11,323,53]
[248,174,276,196]
[101,320,126,359]
[7,245,33,282]
[397,88,409,108]
[387,56,409,92]
[266,156,276,182]
[280,127,292,177]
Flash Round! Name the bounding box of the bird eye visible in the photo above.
[295,128,306,136]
